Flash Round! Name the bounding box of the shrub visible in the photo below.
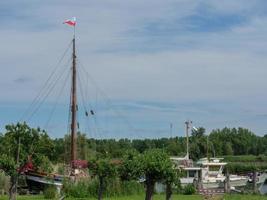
[62,178,144,198]
[183,184,196,195]
[120,180,144,196]
[63,179,98,198]
[44,185,57,199]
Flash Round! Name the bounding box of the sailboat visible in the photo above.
[19,18,87,192]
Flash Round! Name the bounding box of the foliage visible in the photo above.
[140,149,175,200]
[0,123,56,200]
[141,149,174,183]
[63,179,98,198]
[223,155,267,162]
[0,171,9,194]
[182,184,196,195]
[0,122,55,168]
[226,162,267,174]
[119,150,143,181]
[32,155,53,173]
[43,185,57,199]
[88,158,118,199]
[118,180,144,196]
[89,158,117,181]
[63,179,144,198]
[0,125,263,165]
[0,155,16,177]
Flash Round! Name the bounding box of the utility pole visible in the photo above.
[206,134,209,160]
[185,120,192,160]
[170,123,173,138]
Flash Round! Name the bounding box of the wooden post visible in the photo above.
[224,168,230,193]
[70,37,77,176]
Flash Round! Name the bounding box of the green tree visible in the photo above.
[224,142,233,155]
[0,122,54,200]
[89,158,117,200]
[119,150,143,181]
[163,165,180,200]
[0,154,16,200]
[141,149,174,200]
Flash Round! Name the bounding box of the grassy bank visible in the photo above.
[0,194,266,200]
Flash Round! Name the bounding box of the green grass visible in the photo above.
[224,194,267,200]
[0,194,266,200]
[0,195,202,200]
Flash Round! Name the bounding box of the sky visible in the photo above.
[1,0,267,138]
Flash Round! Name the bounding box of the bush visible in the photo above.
[183,184,196,195]
[62,178,144,198]
[43,185,57,199]
[0,172,9,195]
[63,179,98,198]
[120,180,144,196]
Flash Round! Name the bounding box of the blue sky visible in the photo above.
[1,0,267,138]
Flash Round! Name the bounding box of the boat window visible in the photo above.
[189,170,196,177]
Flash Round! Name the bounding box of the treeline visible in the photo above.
[0,123,267,199]
[54,127,267,163]
[1,123,267,165]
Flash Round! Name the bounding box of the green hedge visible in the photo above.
[226,163,267,174]
[223,155,267,162]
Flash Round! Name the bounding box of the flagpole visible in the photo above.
[74,25,76,39]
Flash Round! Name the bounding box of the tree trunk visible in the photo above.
[165,183,172,200]
[145,179,155,200]
[98,177,104,200]
[9,175,17,200]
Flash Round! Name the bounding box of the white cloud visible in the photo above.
[1,0,267,136]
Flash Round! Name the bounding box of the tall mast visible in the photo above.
[71,36,77,169]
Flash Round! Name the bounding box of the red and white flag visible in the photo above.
[63,17,76,26]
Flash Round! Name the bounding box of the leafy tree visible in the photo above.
[0,154,16,200]
[0,122,54,200]
[119,150,143,181]
[163,165,180,200]
[88,158,117,200]
[191,127,205,137]
[141,149,174,200]
[224,142,233,155]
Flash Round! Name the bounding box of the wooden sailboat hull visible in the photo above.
[25,171,63,193]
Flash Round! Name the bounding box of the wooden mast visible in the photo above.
[71,36,77,172]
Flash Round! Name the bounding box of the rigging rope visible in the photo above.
[77,68,96,138]
[19,41,73,122]
[25,58,72,121]
[77,59,136,137]
[44,68,71,131]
